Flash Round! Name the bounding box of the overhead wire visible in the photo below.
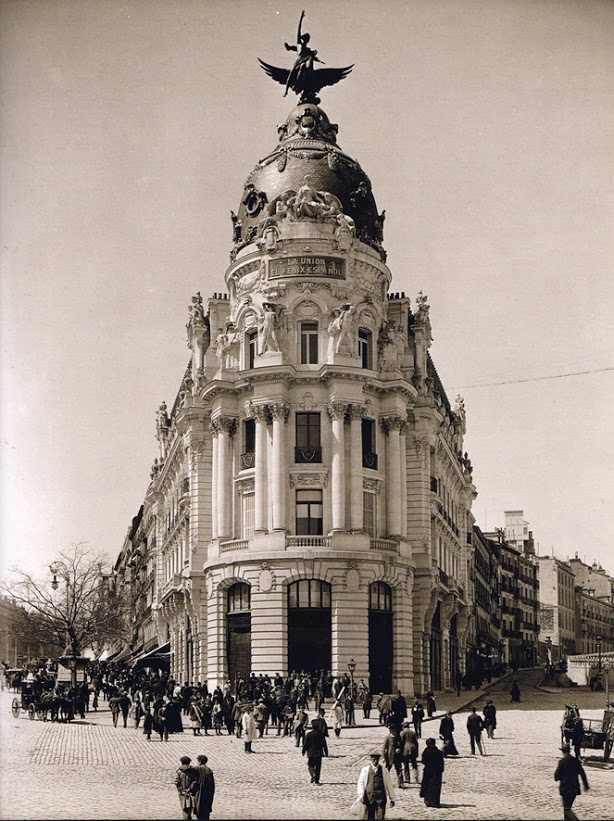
[451,366,614,390]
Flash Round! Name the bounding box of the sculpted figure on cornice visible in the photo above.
[215,322,240,369]
[187,291,206,328]
[328,303,356,355]
[379,321,405,371]
[256,177,356,238]
[258,302,284,353]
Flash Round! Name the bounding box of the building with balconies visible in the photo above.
[537,556,576,662]
[115,33,476,696]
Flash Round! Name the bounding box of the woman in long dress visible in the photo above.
[420,738,444,808]
[439,712,459,757]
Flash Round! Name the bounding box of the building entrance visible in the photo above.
[287,580,331,674]
[369,582,393,693]
[227,583,251,685]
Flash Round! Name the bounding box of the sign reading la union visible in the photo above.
[269,256,344,279]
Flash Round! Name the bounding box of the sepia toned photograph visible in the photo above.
[1,1,613,818]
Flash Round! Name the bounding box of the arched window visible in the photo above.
[288,579,331,609]
[369,581,392,612]
[227,582,251,613]
[287,580,332,675]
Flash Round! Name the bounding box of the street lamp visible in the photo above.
[596,635,602,672]
[347,657,356,700]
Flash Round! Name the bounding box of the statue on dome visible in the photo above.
[259,11,353,104]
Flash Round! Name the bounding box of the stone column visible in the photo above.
[349,405,365,531]
[328,402,348,532]
[215,416,236,540]
[209,423,219,539]
[399,420,408,538]
[383,416,403,537]
[253,404,270,533]
[270,403,290,531]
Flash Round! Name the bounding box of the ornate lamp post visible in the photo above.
[347,657,356,699]
[49,562,79,688]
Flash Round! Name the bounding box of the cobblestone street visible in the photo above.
[1,672,613,819]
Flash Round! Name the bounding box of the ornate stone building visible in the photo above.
[120,38,477,695]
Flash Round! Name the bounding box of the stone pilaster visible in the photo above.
[209,422,219,539]
[331,578,369,680]
[252,404,270,534]
[382,415,405,537]
[328,402,349,532]
[213,416,237,540]
[270,403,290,531]
[349,405,366,531]
[251,576,287,676]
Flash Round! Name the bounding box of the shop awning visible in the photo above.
[114,646,133,663]
[131,641,171,669]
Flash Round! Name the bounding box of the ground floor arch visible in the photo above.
[227,582,251,686]
[369,581,393,693]
[287,579,331,675]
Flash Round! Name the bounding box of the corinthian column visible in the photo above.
[328,402,348,532]
[209,422,219,539]
[215,416,237,540]
[252,404,270,533]
[399,419,408,538]
[270,402,290,531]
[382,415,404,537]
[349,404,366,531]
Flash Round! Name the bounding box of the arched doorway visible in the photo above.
[288,579,331,675]
[227,583,251,686]
[430,602,442,690]
[369,582,393,693]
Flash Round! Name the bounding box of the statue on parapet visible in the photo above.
[259,11,353,104]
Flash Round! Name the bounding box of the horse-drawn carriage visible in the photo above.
[562,704,614,761]
[11,680,45,720]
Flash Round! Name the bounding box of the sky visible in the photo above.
[1,0,613,578]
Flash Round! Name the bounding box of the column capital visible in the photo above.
[269,402,290,422]
[327,401,349,421]
[250,403,271,423]
[348,403,367,421]
[212,415,237,436]
[380,414,406,434]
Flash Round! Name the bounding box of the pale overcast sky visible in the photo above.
[1,0,613,577]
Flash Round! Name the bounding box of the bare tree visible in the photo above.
[1,544,128,683]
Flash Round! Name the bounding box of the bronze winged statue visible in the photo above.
[259,10,353,104]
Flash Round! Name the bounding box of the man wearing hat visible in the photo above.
[356,752,396,819]
[175,756,197,820]
[302,717,329,784]
[554,743,589,821]
[401,720,419,784]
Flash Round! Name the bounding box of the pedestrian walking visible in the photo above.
[466,706,485,755]
[483,699,497,739]
[192,754,215,821]
[189,698,203,736]
[400,721,419,784]
[411,700,424,738]
[571,716,584,762]
[511,679,521,702]
[355,752,396,820]
[426,689,436,718]
[175,756,197,820]
[390,690,407,729]
[118,691,131,728]
[294,706,309,747]
[554,743,589,821]
[455,669,462,697]
[439,711,459,757]
[332,700,344,738]
[363,688,372,719]
[382,725,405,788]
[143,706,153,741]
[241,705,256,753]
[302,718,329,784]
[420,738,444,808]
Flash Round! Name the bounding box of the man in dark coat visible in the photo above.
[554,743,589,821]
[382,725,405,788]
[571,718,584,761]
[411,700,424,738]
[420,738,444,808]
[483,700,497,739]
[175,755,197,820]
[466,706,485,755]
[390,690,407,729]
[193,754,215,821]
[400,721,419,784]
[302,718,328,784]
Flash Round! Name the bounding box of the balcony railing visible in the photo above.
[295,446,322,464]
[286,535,331,549]
[362,452,379,470]
[369,538,399,552]
[240,452,255,470]
[438,568,449,586]
[220,539,249,553]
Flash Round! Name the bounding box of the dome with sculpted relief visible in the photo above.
[232,102,386,261]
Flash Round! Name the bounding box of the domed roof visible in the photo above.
[233,104,385,260]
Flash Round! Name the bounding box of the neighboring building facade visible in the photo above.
[537,556,576,662]
[569,556,614,605]
[115,59,476,693]
[465,525,503,682]
[574,585,614,655]
[0,596,60,667]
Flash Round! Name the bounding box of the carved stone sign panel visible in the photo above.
[269,256,345,280]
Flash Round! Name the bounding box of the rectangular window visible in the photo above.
[296,489,323,535]
[240,419,256,469]
[358,329,372,369]
[361,418,377,469]
[246,330,257,369]
[242,492,255,539]
[295,412,322,462]
[363,491,376,536]
[300,322,319,364]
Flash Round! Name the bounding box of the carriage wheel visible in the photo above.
[11,697,20,718]
[28,703,36,720]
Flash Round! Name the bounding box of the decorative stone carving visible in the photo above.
[187,291,206,328]
[289,471,328,488]
[269,402,290,422]
[156,402,170,436]
[348,404,366,421]
[212,416,237,436]
[295,300,319,319]
[379,322,405,371]
[346,567,360,593]
[242,183,268,217]
[215,323,240,369]
[258,566,274,593]
[328,303,356,355]
[380,415,405,433]
[327,401,349,421]
[256,178,356,237]
[250,403,271,423]
[237,477,255,494]
[230,210,242,243]
[363,478,382,494]
[414,436,429,460]
[258,302,283,353]
[298,392,315,411]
